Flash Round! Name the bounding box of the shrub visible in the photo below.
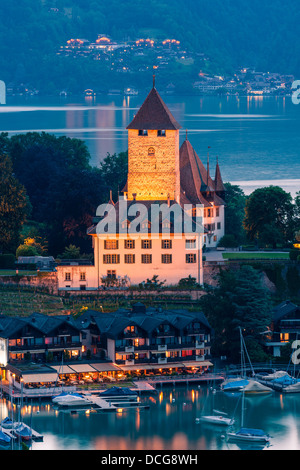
[0,254,15,269]
[218,234,239,248]
[289,249,300,261]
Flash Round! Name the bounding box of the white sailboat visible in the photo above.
[227,328,271,444]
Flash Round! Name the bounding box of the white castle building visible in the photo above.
[57,83,225,291]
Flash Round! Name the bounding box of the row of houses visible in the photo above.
[0,300,299,391]
[0,303,213,390]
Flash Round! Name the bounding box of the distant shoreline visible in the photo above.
[229,179,300,197]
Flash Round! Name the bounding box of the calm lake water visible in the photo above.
[1,94,299,196]
[1,385,300,451]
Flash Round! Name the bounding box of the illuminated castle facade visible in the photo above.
[57,84,225,291]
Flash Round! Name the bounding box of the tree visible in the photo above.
[16,244,39,258]
[59,244,81,259]
[244,186,295,248]
[223,183,246,244]
[0,153,29,253]
[200,265,272,360]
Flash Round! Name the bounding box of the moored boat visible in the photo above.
[227,427,271,443]
[52,391,90,406]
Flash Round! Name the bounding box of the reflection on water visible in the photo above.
[0,94,299,187]
[1,385,300,450]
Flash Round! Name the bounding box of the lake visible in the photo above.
[0,93,299,197]
[2,385,300,451]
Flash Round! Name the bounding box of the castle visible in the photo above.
[57,82,226,291]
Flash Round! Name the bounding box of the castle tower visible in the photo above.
[126,80,181,201]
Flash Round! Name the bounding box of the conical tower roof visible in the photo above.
[214,158,226,192]
[179,138,214,207]
[127,85,181,130]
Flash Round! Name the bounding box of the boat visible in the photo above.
[98,387,138,402]
[52,391,90,406]
[227,328,271,445]
[0,417,18,429]
[0,429,11,446]
[227,427,271,443]
[243,380,273,394]
[221,378,249,392]
[199,414,234,426]
[13,423,32,441]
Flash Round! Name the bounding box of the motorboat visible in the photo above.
[227,427,271,443]
[52,391,90,406]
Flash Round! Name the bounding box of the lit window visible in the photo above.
[104,240,118,249]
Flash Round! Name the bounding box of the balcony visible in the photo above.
[157,345,167,351]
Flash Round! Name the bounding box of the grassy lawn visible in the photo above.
[222,252,289,260]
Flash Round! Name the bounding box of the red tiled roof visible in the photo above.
[180,139,213,207]
[127,87,181,130]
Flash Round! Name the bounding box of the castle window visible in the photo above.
[148,147,155,157]
[107,270,116,279]
[104,240,119,249]
[65,272,71,281]
[162,240,172,249]
[186,253,196,264]
[124,239,135,249]
[138,129,148,136]
[142,239,152,249]
[185,239,196,249]
[125,254,135,264]
[142,254,152,264]
[103,254,120,264]
[80,272,86,281]
[157,130,166,137]
[162,254,172,264]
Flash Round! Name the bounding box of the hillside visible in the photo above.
[0,0,299,94]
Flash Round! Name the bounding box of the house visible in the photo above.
[79,303,212,373]
[263,301,300,357]
[57,81,226,291]
[0,304,212,388]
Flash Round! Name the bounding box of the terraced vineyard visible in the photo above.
[0,286,67,316]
